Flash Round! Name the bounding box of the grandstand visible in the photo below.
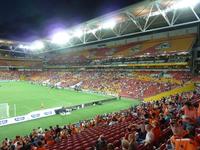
[0,0,200,150]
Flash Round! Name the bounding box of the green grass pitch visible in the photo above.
[0,81,140,141]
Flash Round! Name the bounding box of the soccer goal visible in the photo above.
[0,103,9,119]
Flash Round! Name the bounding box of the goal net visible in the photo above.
[0,103,9,119]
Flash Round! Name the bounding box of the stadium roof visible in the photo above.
[0,0,200,55]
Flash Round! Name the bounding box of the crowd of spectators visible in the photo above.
[28,70,183,99]
[0,70,196,99]
[1,91,200,150]
[0,71,20,80]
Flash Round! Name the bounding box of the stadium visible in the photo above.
[0,0,200,149]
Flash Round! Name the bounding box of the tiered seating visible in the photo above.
[46,34,196,65]
[193,76,200,83]
[131,34,195,57]
[2,70,198,100]
[46,92,200,150]
[113,42,142,57]
[47,120,140,150]
[0,58,43,68]
[134,71,180,85]
[0,71,20,80]
[168,71,192,83]
[0,70,183,99]
[119,78,175,99]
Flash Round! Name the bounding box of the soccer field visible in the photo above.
[0,81,140,141]
[0,81,112,117]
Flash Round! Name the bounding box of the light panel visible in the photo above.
[30,41,44,50]
[174,0,200,9]
[73,29,84,38]
[18,44,27,49]
[51,31,70,45]
[102,19,117,29]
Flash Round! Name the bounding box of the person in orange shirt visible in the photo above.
[170,120,189,149]
[44,129,51,142]
[149,113,159,126]
[46,138,54,147]
[174,138,198,150]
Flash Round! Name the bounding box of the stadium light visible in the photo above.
[18,44,30,49]
[149,0,200,17]
[51,31,70,45]
[18,44,24,49]
[30,40,45,50]
[18,44,27,49]
[173,0,200,9]
[73,29,84,38]
[102,19,117,29]
[86,28,98,34]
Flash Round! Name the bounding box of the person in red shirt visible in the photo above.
[152,122,161,140]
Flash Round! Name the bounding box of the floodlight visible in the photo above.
[102,19,117,29]
[18,44,25,49]
[86,28,98,34]
[30,40,44,50]
[51,31,70,45]
[174,0,199,9]
[18,44,29,49]
[73,29,84,38]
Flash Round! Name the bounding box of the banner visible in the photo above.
[0,107,70,127]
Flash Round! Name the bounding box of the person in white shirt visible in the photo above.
[143,124,154,145]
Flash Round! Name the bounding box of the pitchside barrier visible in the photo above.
[55,97,118,114]
[0,80,19,82]
[0,107,63,127]
[0,97,118,127]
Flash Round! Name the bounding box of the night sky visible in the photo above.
[0,0,140,41]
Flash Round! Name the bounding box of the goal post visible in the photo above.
[0,103,9,119]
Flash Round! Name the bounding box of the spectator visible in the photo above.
[181,102,197,130]
[143,124,154,145]
[136,122,146,142]
[107,143,114,150]
[128,133,137,150]
[1,90,200,149]
[121,139,129,150]
[36,141,47,150]
[95,135,107,150]
[152,122,161,141]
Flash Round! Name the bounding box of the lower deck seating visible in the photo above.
[1,90,199,150]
